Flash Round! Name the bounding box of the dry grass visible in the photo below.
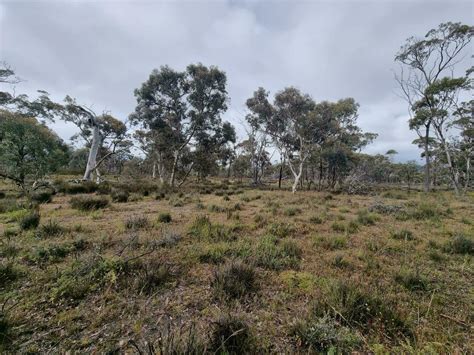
[0,179,473,353]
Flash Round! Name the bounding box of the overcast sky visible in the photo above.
[1,0,472,162]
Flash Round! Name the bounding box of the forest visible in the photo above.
[0,21,473,353]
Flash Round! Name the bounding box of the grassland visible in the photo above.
[0,179,473,353]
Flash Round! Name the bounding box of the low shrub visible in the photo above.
[209,314,254,354]
[443,234,474,255]
[309,216,323,224]
[157,212,172,223]
[212,260,257,299]
[125,216,149,230]
[19,212,40,230]
[111,190,129,203]
[391,229,415,241]
[0,262,20,288]
[395,269,429,292]
[129,259,172,295]
[267,222,294,238]
[58,181,98,194]
[356,209,378,225]
[31,190,53,204]
[284,207,302,216]
[254,235,302,270]
[292,316,361,353]
[188,216,236,242]
[70,196,109,211]
[314,235,347,250]
[36,219,65,238]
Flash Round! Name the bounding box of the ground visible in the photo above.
[0,179,473,353]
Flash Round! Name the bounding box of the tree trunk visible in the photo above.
[152,162,157,179]
[278,163,283,189]
[423,124,431,192]
[169,151,179,187]
[83,122,101,181]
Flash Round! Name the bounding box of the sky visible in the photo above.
[0,0,472,162]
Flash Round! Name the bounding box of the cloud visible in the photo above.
[1,0,472,162]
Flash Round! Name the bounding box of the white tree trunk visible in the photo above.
[83,122,101,181]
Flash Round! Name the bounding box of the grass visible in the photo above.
[19,212,40,230]
[70,196,109,211]
[0,182,472,353]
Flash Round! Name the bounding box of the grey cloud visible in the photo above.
[0,0,472,161]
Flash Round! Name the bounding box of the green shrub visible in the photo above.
[209,314,254,354]
[188,216,236,242]
[391,229,415,241]
[314,235,347,250]
[309,216,323,224]
[0,191,5,199]
[356,209,378,225]
[284,207,302,216]
[19,212,40,230]
[58,181,98,194]
[267,222,293,238]
[0,199,22,213]
[31,190,53,204]
[395,270,429,292]
[208,204,225,213]
[125,216,149,230]
[331,222,346,232]
[212,260,257,299]
[36,219,65,238]
[292,316,361,352]
[254,235,302,270]
[111,190,129,203]
[0,263,20,288]
[157,212,172,223]
[443,234,474,255]
[70,196,109,211]
[129,260,172,295]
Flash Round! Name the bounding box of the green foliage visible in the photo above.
[209,314,253,354]
[70,196,109,211]
[0,262,20,288]
[356,209,378,225]
[443,234,474,255]
[157,212,172,223]
[284,207,302,216]
[188,216,236,242]
[36,219,65,238]
[19,212,40,230]
[395,270,429,292]
[111,190,129,203]
[254,235,301,270]
[212,260,257,299]
[124,216,149,230]
[314,235,347,250]
[309,216,323,224]
[56,181,98,194]
[31,190,53,204]
[266,222,293,238]
[0,111,69,190]
[292,316,361,352]
[391,229,415,241]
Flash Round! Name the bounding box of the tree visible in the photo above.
[0,110,69,193]
[130,63,229,187]
[395,22,473,192]
[58,96,130,182]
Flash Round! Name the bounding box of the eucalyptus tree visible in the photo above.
[0,110,69,193]
[395,22,473,192]
[131,63,229,187]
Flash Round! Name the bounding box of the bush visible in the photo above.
[292,316,361,352]
[125,216,149,230]
[254,235,302,270]
[58,181,98,194]
[111,190,129,203]
[157,212,172,223]
[19,212,40,230]
[188,216,236,242]
[0,199,22,213]
[0,263,20,288]
[129,260,172,295]
[209,314,254,354]
[70,196,109,211]
[31,190,53,204]
[331,222,345,232]
[284,207,302,216]
[212,260,257,299]
[309,216,323,224]
[443,234,474,255]
[36,219,65,238]
[0,191,5,199]
[314,235,347,250]
[267,222,293,238]
[395,270,429,292]
[391,229,415,241]
[356,209,378,225]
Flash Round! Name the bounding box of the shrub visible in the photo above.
[111,190,129,203]
[309,216,323,224]
[209,314,253,354]
[70,196,109,211]
[267,222,293,238]
[0,199,22,213]
[284,207,302,216]
[59,181,98,194]
[391,229,415,241]
[0,263,20,288]
[292,316,361,352]
[157,212,172,223]
[19,212,40,230]
[331,222,346,232]
[314,235,347,250]
[208,204,225,213]
[212,260,257,299]
[129,260,172,295]
[254,235,301,270]
[154,324,207,354]
[125,216,149,230]
[443,234,474,255]
[155,192,166,200]
[36,219,65,238]
[312,281,411,337]
[188,216,235,242]
[31,190,53,204]
[0,191,5,199]
[395,270,429,292]
[356,209,378,225]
